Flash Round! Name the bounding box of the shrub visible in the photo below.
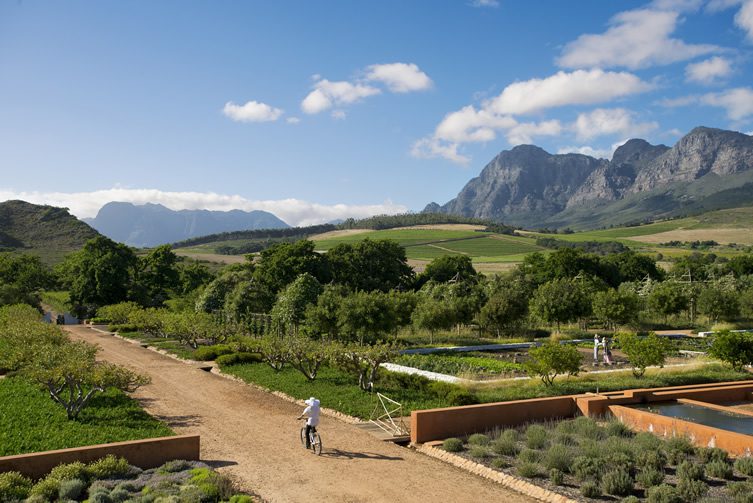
[98,302,141,325]
[108,324,140,333]
[666,437,696,465]
[706,460,734,479]
[699,447,729,464]
[605,451,635,474]
[442,438,463,452]
[516,462,541,478]
[677,477,708,501]
[607,421,634,438]
[734,456,753,476]
[708,330,753,371]
[193,344,234,361]
[573,416,606,440]
[492,437,519,456]
[229,496,255,503]
[647,484,682,503]
[637,450,667,471]
[677,460,705,481]
[601,468,634,496]
[90,492,114,503]
[728,481,753,503]
[469,446,490,459]
[525,424,548,449]
[58,478,86,500]
[468,433,490,446]
[572,456,601,482]
[622,497,640,503]
[216,352,262,366]
[634,432,662,451]
[29,477,60,501]
[499,429,520,442]
[491,457,509,469]
[549,468,564,485]
[637,467,665,488]
[518,449,542,464]
[581,481,601,498]
[523,342,581,386]
[109,486,130,502]
[87,455,133,479]
[543,444,571,473]
[158,459,193,474]
[48,461,89,483]
[553,433,577,446]
[619,332,670,377]
[0,471,32,501]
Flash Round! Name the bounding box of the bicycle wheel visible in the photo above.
[300,427,307,448]
[310,432,322,455]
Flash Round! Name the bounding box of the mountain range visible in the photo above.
[84,202,289,248]
[425,127,753,229]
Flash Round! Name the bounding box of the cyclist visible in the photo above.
[297,397,320,448]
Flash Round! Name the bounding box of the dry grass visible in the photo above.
[308,229,375,241]
[393,224,487,231]
[174,251,248,264]
[626,228,753,245]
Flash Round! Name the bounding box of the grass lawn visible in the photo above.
[115,331,198,360]
[220,362,449,419]
[0,377,173,457]
[472,363,750,403]
[40,290,70,313]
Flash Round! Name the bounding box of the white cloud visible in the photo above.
[557,145,615,160]
[365,63,433,93]
[558,9,719,69]
[651,0,703,11]
[434,105,517,143]
[506,120,563,145]
[286,117,301,124]
[735,0,753,40]
[706,0,743,12]
[0,189,408,227]
[700,87,753,120]
[301,79,380,114]
[410,138,470,165]
[572,108,658,141]
[222,100,283,122]
[331,110,347,120]
[685,56,733,84]
[659,95,699,107]
[470,0,500,7]
[488,70,653,115]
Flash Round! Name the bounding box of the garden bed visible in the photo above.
[0,377,173,457]
[440,416,753,502]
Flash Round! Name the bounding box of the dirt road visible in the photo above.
[65,325,532,503]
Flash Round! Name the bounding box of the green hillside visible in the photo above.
[0,200,100,264]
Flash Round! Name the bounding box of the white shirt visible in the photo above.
[303,405,320,426]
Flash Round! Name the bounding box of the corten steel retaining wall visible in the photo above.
[0,435,200,479]
[411,396,577,444]
[609,404,753,457]
[410,380,753,445]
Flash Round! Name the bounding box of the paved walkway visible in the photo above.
[65,325,533,503]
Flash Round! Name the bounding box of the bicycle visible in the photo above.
[299,419,323,455]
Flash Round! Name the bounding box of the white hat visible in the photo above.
[305,397,318,406]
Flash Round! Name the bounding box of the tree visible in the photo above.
[411,295,457,344]
[304,284,348,340]
[0,253,55,294]
[195,267,254,314]
[529,278,591,332]
[24,340,149,420]
[177,260,215,295]
[332,342,398,392]
[287,336,332,380]
[253,240,329,293]
[223,279,275,322]
[270,273,322,335]
[337,291,399,345]
[698,286,740,323]
[523,342,581,386]
[478,284,529,337]
[327,239,414,292]
[708,330,753,371]
[648,281,689,323]
[618,332,670,377]
[62,237,137,317]
[0,284,40,309]
[592,289,640,330]
[670,253,716,282]
[605,251,664,283]
[724,254,753,278]
[417,255,478,286]
[134,245,180,307]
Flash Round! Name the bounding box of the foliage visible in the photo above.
[517,461,542,478]
[708,330,753,371]
[193,344,235,361]
[648,281,689,322]
[270,273,322,334]
[646,484,682,503]
[705,460,733,479]
[618,332,671,377]
[0,471,32,502]
[0,252,54,309]
[676,477,708,501]
[677,460,705,481]
[332,341,399,391]
[304,283,348,339]
[549,468,564,485]
[97,301,142,324]
[87,455,134,479]
[592,289,640,330]
[327,238,414,292]
[215,352,262,366]
[529,278,591,332]
[523,342,581,386]
[734,456,753,476]
[392,353,522,377]
[417,254,479,286]
[581,481,601,498]
[253,240,329,293]
[699,285,741,323]
[442,438,463,452]
[478,280,530,336]
[636,467,665,488]
[468,433,490,446]
[287,335,333,380]
[601,468,634,496]
[338,290,404,344]
[195,266,254,314]
[132,245,181,307]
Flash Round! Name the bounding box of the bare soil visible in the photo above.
[626,228,753,245]
[64,325,532,503]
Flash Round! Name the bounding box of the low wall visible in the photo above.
[609,405,753,457]
[411,396,577,444]
[0,435,200,479]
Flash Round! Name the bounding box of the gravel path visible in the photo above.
[65,325,533,503]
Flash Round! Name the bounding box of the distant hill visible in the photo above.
[0,200,100,263]
[426,127,753,230]
[85,202,290,248]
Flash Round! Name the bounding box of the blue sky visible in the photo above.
[1,0,752,225]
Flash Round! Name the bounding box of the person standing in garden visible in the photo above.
[593,333,600,366]
[602,336,613,365]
